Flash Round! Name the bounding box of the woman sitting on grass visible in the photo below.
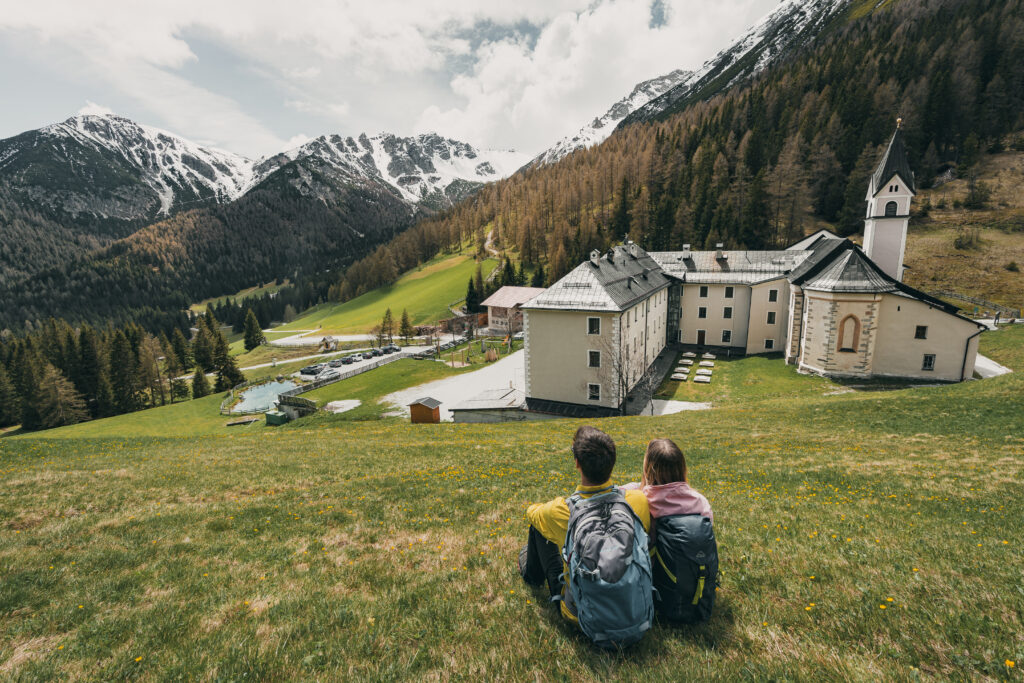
[623,438,718,623]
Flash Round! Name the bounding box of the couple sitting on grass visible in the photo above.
[519,425,717,649]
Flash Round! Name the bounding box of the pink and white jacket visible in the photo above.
[621,481,714,522]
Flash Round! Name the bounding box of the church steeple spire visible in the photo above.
[863,119,915,282]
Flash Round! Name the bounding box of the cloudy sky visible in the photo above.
[0,0,780,158]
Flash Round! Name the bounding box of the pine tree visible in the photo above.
[171,327,192,369]
[212,332,244,392]
[381,308,394,344]
[399,308,414,343]
[191,368,210,399]
[531,264,545,288]
[473,264,484,301]
[36,364,88,430]
[17,358,44,431]
[165,352,189,403]
[0,362,20,428]
[108,330,142,414]
[192,320,214,372]
[501,259,516,288]
[515,261,527,286]
[466,278,478,314]
[243,308,265,351]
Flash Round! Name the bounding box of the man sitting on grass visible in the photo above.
[518,425,651,624]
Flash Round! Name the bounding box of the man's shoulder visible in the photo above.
[622,487,650,512]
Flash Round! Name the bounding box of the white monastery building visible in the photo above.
[480,286,546,334]
[521,124,986,416]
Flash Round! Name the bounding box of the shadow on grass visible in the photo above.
[528,584,738,673]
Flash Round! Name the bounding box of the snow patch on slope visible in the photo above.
[39,114,256,214]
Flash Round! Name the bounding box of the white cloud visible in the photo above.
[0,0,779,156]
[77,100,115,117]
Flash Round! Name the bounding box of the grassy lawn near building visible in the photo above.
[0,329,1020,680]
[655,353,842,405]
[277,253,497,334]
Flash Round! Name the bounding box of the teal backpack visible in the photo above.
[561,486,654,649]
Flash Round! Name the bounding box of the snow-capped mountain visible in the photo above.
[531,69,693,167]
[621,0,849,126]
[253,132,528,210]
[0,113,255,220]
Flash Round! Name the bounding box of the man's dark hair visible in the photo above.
[572,425,616,483]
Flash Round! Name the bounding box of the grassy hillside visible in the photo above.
[278,253,497,335]
[902,151,1024,311]
[0,328,1020,679]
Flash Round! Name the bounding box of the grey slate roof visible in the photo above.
[524,243,672,312]
[650,249,806,284]
[786,228,842,251]
[408,397,442,409]
[802,249,896,292]
[870,127,916,196]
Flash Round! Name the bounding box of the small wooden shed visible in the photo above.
[408,397,442,424]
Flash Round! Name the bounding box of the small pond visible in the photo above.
[231,380,300,414]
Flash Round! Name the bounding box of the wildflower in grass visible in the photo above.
[879,605,887,610]
[1006,660,1014,668]
[135,657,143,662]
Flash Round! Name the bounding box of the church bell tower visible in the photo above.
[863,119,916,282]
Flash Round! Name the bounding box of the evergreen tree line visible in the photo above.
[323,0,1024,297]
[0,309,247,432]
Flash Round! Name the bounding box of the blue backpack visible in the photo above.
[561,486,654,649]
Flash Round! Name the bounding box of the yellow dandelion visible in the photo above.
[1005,660,1014,668]
[879,604,887,610]
[135,656,143,662]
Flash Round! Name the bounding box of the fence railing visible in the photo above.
[928,290,1018,316]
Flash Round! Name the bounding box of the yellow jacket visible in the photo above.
[526,480,651,621]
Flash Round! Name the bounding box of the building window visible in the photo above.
[767,311,777,325]
[721,330,732,343]
[723,306,733,319]
[698,307,707,319]
[915,325,928,339]
[699,286,708,298]
[838,314,860,352]
[764,339,775,350]
[588,350,601,368]
[922,354,936,371]
[725,286,734,299]
[885,201,898,217]
[768,289,778,303]
[587,317,601,335]
[588,383,601,401]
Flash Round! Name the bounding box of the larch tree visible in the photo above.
[35,364,88,429]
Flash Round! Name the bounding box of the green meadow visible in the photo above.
[278,253,498,335]
[0,328,1021,680]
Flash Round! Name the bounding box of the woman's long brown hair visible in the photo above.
[642,438,687,486]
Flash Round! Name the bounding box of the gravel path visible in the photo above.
[382,350,525,421]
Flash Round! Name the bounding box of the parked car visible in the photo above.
[383,344,401,353]
[349,353,364,362]
[512,332,524,341]
[340,355,356,365]
[300,365,323,376]
[328,359,345,368]
[319,369,341,381]
[370,348,384,357]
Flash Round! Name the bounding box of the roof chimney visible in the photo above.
[715,243,727,260]
[606,248,615,263]
[681,243,692,259]
[628,243,639,258]
[589,249,601,267]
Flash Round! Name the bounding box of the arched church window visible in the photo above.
[885,201,898,217]
[838,315,860,353]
